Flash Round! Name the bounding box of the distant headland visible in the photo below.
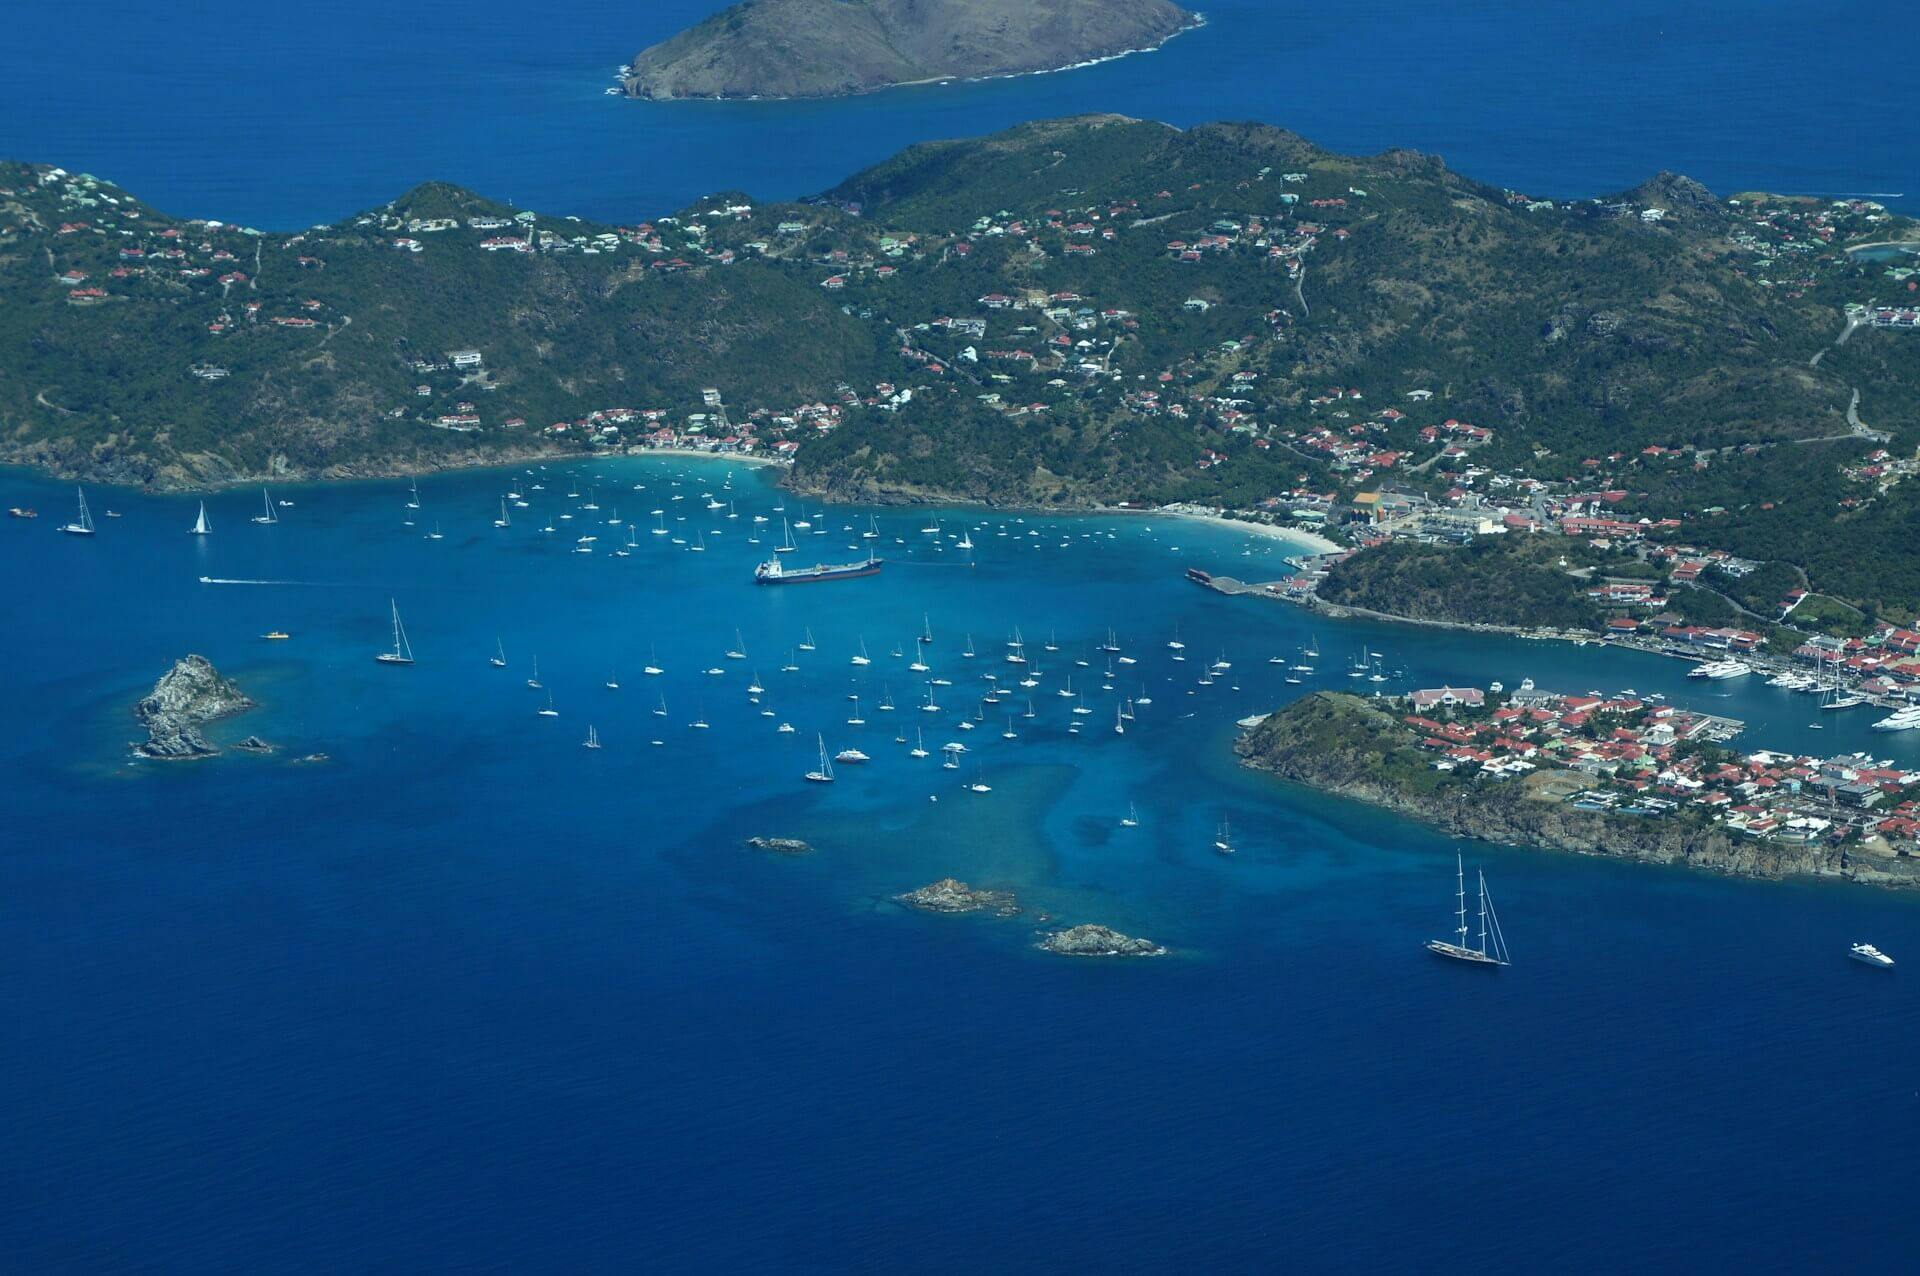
[622,0,1200,101]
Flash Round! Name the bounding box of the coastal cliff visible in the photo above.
[1237,693,1920,888]
[133,655,254,759]
[624,0,1197,101]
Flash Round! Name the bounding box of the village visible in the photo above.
[1398,680,1920,859]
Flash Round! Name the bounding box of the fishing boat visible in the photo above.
[1849,942,1895,968]
[805,736,836,783]
[582,725,602,749]
[754,550,882,585]
[252,488,278,525]
[1425,854,1510,966]
[59,486,95,536]
[490,638,507,668]
[375,600,415,665]
[190,501,211,536]
[1214,816,1234,855]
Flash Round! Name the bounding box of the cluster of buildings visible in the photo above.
[1401,680,1920,856]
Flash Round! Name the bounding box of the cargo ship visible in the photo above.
[754,551,882,585]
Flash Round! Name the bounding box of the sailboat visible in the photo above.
[653,693,669,717]
[406,478,421,510]
[1115,704,1126,735]
[775,519,797,554]
[527,656,543,689]
[863,515,879,540]
[806,735,836,783]
[798,628,816,652]
[1121,802,1140,828]
[957,529,974,550]
[848,697,865,726]
[919,614,933,645]
[851,638,871,667]
[583,725,602,749]
[1100,627,1121,654]
[190,501,211,536]
[490,638,507,668]
[252,488,278,525]
[727,630,748,660]
[1425,854,1510,966]
[605,667,620,690]
[909,727,930,758]
[494,498,511,528]
[962,634,976,659]
[1213,816,1234,855]
[538,691,559,718]
[375,600,415,665]
[60,486,95,536]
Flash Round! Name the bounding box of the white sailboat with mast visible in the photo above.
[375,600,415,665]
[190,501,211,536]
[60,486,95,536]
[252,488,278,524]
[1425,854,1510,966]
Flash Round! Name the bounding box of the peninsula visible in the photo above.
[622,0,1199,101]
[1238,690,1920,888]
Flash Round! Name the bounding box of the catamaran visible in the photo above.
[60,486,95,536]
[375,600,415,665]
[252,488,278,525]
[1425,854,1510,966]
[190,501,211,536]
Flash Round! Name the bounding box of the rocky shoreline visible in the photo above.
[133,655,256,759]
[745,836,813,854]
[897,878,1019,916]
[1037,923,1166,957]
[1237,693,1920,889]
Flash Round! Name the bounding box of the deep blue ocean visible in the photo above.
[1,0,1913,228]
[3,458,1919,1269]
[6,2,1920,1268]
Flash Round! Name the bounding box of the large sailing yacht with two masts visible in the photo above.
[1426,853,1509,966]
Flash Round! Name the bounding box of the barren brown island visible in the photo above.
[623,0,1200,100]
[1239,692,1920,889]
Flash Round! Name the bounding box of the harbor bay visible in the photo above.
[4,454,1919,1267]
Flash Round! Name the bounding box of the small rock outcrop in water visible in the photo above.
[1039,923,1166,957]
[132,655,254,759]
[231,735,276,755]
[745,836,813,854]
[898,878,1019,916]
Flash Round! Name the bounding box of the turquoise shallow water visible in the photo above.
[4,456,1919,1268]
